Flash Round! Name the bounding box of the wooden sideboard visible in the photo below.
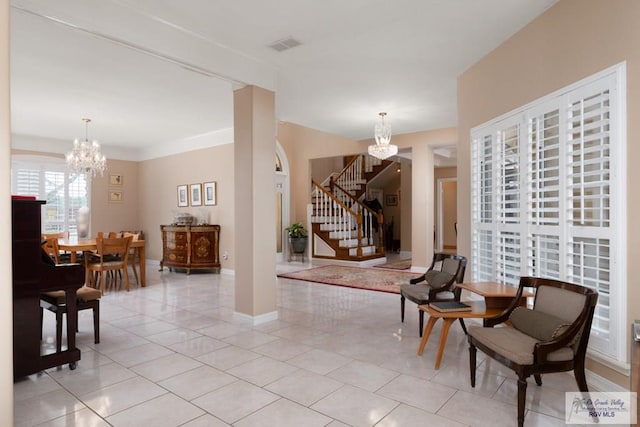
[160,225,220,274]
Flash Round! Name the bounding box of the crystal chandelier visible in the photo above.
[368,112,398,160]
[66,118,106,177]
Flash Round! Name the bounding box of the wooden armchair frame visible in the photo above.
[468,276,598,427]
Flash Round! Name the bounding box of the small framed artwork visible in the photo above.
[204,181,217,206]
[109,173,123,186]
[108,190,123,203]
[385,194,398,206]
[177,184,188,207]
[190,183,202,206]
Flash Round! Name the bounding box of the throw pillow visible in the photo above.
[509,307,571,342]
[424,270,454,290]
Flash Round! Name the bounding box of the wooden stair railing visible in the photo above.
[330,155,390,201]
[311,180,384,259]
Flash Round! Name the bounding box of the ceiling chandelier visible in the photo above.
[368,112,398,160]
[66,118,106,177]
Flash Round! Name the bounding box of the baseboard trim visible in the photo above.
[587,369,629,392]
[233,310,278,326]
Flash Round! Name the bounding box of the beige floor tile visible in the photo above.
[158,365,237,401]
[196,345,261,370]
[80,376,167,417]
[311,384,399,427]
[437,390,518,427]
[327,360,400,392]
[226,356,299,386]
[377,404,468,427]
[234,398,332,427]
[14,388,85,427]
[287,348,352,375]
[130,352,203,382]
[105,393,204,427]
[265,369,344,406]
[377,374,457,413]
[191,380,279,424]
[35,407,111,427]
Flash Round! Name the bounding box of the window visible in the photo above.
[11,155,90,238]
[471,64,626,364]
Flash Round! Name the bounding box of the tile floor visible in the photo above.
[14,260,583,426]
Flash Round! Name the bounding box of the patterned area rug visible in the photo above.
[277,265,422,294]
[373,259,412,270]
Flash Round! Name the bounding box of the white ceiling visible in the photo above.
[9,0,557,160]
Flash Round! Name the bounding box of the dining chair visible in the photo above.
[86,235,133,293]
[39,238,101,351]
[41,231,71,262]
[399,253,467,336]
[121,231,141,286]
[468,276,598,427]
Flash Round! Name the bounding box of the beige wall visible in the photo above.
[278,122,456,268]
[310,156,344,184]
[457,0,639,387]
[0,1,12,424]
[90,159,139,235]
[138,144,235,270]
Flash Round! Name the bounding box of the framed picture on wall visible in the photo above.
[177,184,188,207]
[386,194,398,206]
[204,181,217,206]
[109,173,123,186]
[190,183,202,206]
[108,190,123,203]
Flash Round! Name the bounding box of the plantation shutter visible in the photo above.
[11,157,89,238]
[526,105,562,279]
[470,65,624,361]
[471,133,494,282]
[565,81,614,351]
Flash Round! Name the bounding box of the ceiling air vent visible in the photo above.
[267,36,302,52]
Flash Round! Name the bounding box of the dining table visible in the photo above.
[57,238,147,287]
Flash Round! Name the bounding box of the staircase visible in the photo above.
[310,154,393,262]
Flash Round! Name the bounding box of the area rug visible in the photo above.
[373,258,412,270]
[277,265,422,294]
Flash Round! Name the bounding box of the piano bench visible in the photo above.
[40,286,101,353]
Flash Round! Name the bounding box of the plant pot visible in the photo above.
[289,236,308,253]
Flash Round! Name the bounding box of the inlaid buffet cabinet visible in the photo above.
[160,224,220,274]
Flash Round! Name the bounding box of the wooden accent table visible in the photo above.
[417,281,534,369]
[457,281,531,309]
[417,302,502,369]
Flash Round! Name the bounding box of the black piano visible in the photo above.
[12,198,85,379]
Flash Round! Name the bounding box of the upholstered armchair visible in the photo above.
[468,276,598,427]
[399,253,467,336]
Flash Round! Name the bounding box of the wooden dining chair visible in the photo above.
[41,231,70,262]
[86,235,133,293]
[39,238,101,351]
[121,231,141,286]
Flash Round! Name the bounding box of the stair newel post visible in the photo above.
[377,212,385,253]
[366,209,373,246]
[356,213,363,257]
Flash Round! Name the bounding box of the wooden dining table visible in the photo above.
[58,238,147,287]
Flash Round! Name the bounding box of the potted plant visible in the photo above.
[285,222,308,254]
